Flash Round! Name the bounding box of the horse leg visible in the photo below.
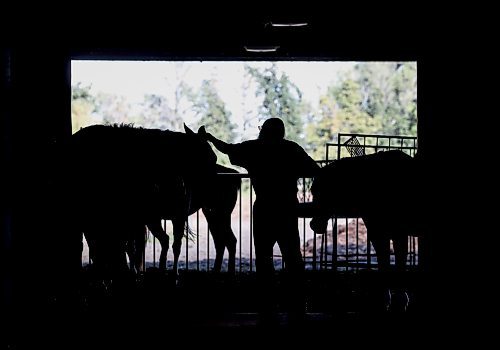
[370,235,391,273]
[130,225,147,274]
[85,230,104,277]
[125,238,135,272]
[172,218,185,275]
[113,239,129,275]
[147,221,169,272]
[212,224,225,273]
[123,224,139,273]
[226,228,237,275]
[393,235,409,273]
[205,210,236,274]
[221,214,237,275]
[391,235,410,312]
[205,211,225,273]
[369,233,392,311]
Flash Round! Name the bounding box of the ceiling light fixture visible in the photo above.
[269,22,308,27]
[244,46,280,53]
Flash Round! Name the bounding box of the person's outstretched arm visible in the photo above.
[200,127,249,168]
[295,144,320,177]
[205,132,233,155]
[304,152,320,176]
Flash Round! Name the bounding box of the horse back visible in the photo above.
[203,165,240,214]
[313,150,421,228]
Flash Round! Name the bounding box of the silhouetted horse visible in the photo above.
[307,150,424,273]
[65,123,218,279]
[128,164,240,275]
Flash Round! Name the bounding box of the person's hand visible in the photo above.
[198,125,207,136]
[198,125,210,141]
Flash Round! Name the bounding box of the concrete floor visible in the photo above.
[5,268,442,349]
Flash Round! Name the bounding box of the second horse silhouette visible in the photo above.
[127,164,240,275]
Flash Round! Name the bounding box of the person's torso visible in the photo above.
[239,140,304,203]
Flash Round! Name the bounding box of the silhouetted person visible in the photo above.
[202,118,319,324]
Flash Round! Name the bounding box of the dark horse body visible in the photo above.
[308,150,425,273]
[127,164,240,274]
[63,124,223,278]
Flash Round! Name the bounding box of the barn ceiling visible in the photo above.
[2,4,445,60]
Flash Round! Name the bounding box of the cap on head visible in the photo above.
[259,117,285,140]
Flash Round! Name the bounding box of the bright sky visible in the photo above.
[71,60,356,138]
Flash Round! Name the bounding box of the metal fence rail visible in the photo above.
[81,133,419,273]
[326,133,418,160]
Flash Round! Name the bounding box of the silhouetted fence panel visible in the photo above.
[81,133,419,273]
[326,133,418,160]
[315,133,419,271]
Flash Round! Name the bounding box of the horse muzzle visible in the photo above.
[310,217,328,235]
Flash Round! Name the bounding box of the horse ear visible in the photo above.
[198,125,206,135]
[184,123,195,135]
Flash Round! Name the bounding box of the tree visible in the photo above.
[191,79,237,165]
[93,92,134,126]
[245,63,304,145]
[193,80,236,143]
[138,94,181,130]
[305,78,383,160]
[71,82,95,133]
[304,62,417,160]
[330,79,383,134]
[355,62,417,136]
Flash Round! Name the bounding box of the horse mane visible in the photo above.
[101,123,189,148]
[106,122,138,129]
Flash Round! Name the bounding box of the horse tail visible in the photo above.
[184,222,197,242]
[182,180,198,242]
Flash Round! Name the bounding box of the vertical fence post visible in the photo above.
[207,222,210,272]
[196,211,199,271]
[249,179,253,272]
[332,216,337,270]
[152,227,155,269]
[239,180,242,273]
[356,218,359,272]
[185,219,189,271]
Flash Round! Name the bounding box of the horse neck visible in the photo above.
[215,164,238,174]
[165,131,204,169]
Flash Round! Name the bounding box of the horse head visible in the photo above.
[175,124,218,203]
[182,123,217,175]
[309,162,339,235]
[309,168,328,234]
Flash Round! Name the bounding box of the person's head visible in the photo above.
[258,118,285,141]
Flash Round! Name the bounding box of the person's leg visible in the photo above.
[253,204,278,320]
[277,220,305,320]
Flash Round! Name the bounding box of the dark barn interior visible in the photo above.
[1,7,463,348]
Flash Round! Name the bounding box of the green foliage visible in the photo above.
[329,79,384,133]
[72,62,417,162]
[305,78,382,159]
[355,62,417,136]
[193,80,237,143]
[138,94,182,130]
[245,63,304,145]
[190,79,237,165]
[305,62,417,160]
[71,83,95,133]
[93,92,134,126]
